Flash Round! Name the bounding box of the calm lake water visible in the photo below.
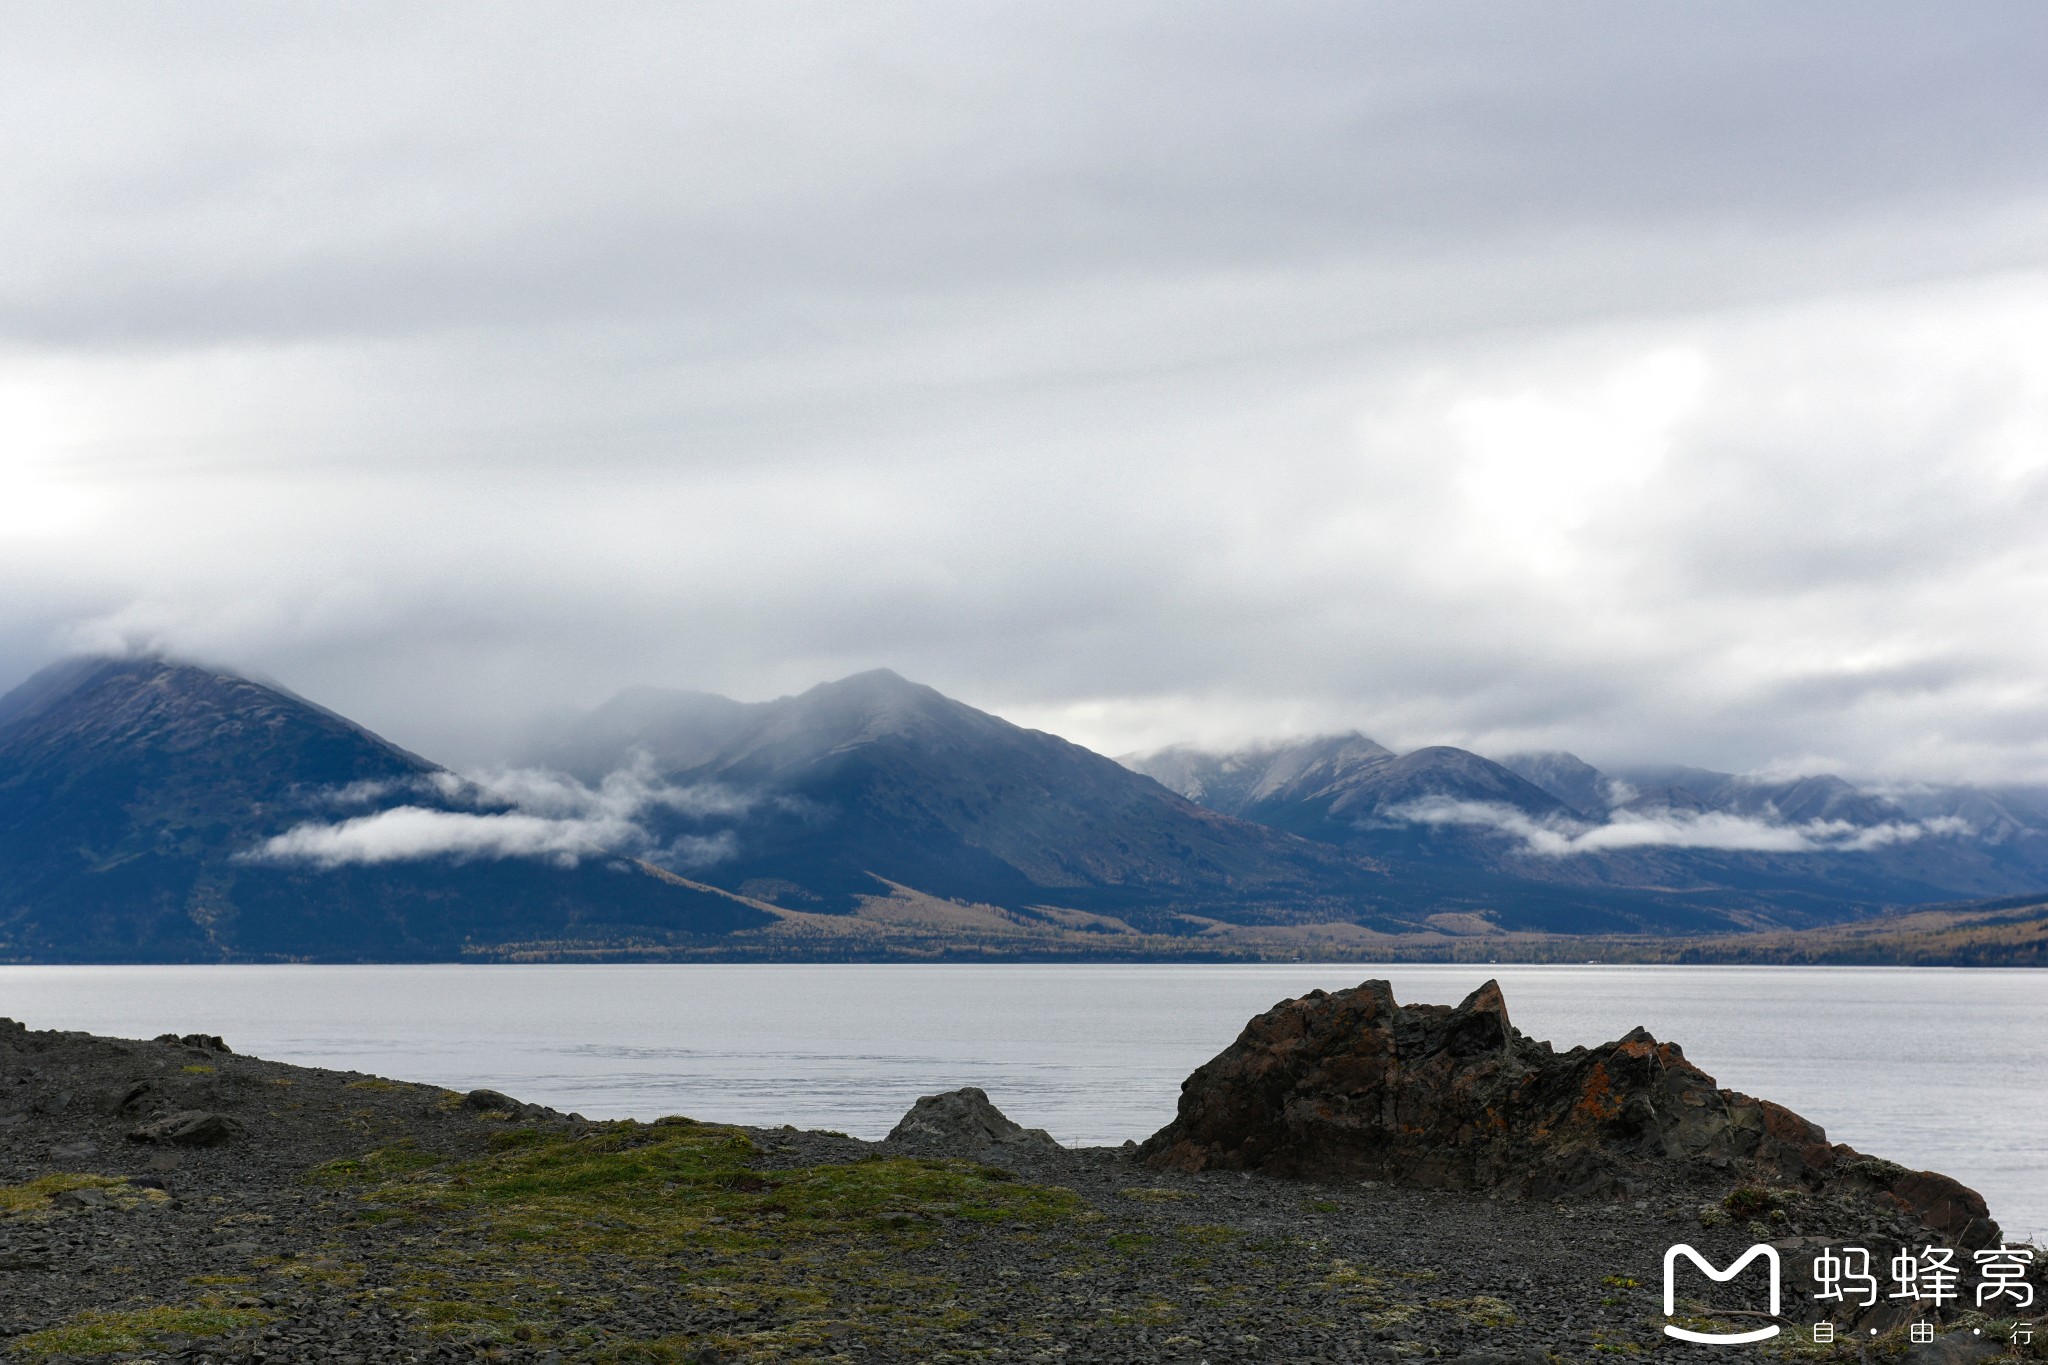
[2,963,2040,1240]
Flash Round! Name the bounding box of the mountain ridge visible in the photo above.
[533,668,1403,929]
[1122,735,2048,929]
[0,655,769,961]
[5,653,2048,962]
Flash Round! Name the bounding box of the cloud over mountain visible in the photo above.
[1388,797,1972,858]
[250,758,752,870]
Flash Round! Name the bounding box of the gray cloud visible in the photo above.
[251,807,633,869]
[249,759,748,869]
[1389,798,1974,858]
[6,5,2048,783]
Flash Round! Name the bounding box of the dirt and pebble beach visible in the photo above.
[2,1008,2041,1364]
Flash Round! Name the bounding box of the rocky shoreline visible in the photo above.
[2,984,2042,1363]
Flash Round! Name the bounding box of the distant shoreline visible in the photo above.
[16,891,2044,968]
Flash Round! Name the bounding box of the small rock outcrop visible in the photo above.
[155,1032,232,1053]
[1139,979,1999,1248]
[128,1109,244,1146]
[885,1087,1059,1154]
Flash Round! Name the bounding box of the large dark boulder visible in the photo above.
[1139,978,1999,1249]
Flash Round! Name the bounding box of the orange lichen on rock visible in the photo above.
[1569,1064,1620,1123]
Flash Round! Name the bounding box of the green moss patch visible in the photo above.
[333,1119,1083,1357]
[0,1173,166,1221]
[1,1173,120,1218]
[375,1122,1078,1239]
[13,1304,272,1359]
[308,1138,445,1186]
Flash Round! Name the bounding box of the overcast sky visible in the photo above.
[5,3,2048,782]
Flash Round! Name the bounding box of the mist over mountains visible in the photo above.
[1121,734,2048,925]
[3,653,2045,962]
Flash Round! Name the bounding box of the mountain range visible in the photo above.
[1121,733,2048,930]
[3,653,2045,961]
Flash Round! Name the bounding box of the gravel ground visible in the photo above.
[2,1018,2039,1363]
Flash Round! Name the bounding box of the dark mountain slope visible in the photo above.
[0,657,767,961]
[578,671,1403,929]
